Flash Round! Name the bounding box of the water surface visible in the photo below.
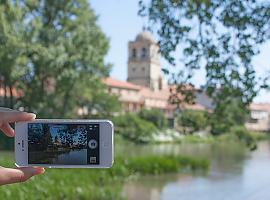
[122,141,270,200]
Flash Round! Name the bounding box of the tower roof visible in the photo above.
[135,31,156,44]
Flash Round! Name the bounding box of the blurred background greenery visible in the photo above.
[0,0,270,199]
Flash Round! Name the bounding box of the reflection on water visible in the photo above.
[52,149,87,164]
[122,141,270,200]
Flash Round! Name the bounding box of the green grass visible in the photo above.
[249,131,270,141]
[0,151,209,200]
[124,155,209,175]
[0,152,125,200]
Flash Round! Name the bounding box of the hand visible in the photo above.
[0,108,45,185]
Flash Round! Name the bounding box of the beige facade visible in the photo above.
[127,32,165,91]
[245,103,270,132]
[103,77,175,118]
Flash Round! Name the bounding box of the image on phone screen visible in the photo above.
[28,123,100,165]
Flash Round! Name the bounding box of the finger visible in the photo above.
[0,123,15,137]
[0,111,36,124]
[0,167,45,185]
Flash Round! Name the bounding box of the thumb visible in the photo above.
[0,167,45,185]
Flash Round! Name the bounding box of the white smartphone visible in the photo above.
[15,119,113,168]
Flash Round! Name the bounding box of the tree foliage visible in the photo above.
[0,2,27,108]
[139,108,168,129]
[79,85,120,119]
[230,125,257,150]
[0,0,118,117]
[114,113,157,143]
[177,110,208,134]
[139,0,270,133]
[210,98,249,135]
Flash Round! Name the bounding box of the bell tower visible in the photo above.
[127,31,164,91]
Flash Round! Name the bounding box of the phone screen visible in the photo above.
[28,123,100,165]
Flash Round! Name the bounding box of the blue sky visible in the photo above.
[91,0,270,103]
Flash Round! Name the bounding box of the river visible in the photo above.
[121,141,270,200]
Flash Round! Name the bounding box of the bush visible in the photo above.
[210,100,249,135]
[138,108,168,129]
[230,126,257,150]
[0,131,13,150]
[124,155,209,175]
[177,110,208,134]
[114,113,157,143]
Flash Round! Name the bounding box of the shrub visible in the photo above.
[124,155,209,175]
[0,132,13,150]
[114,113,157,143]
[230,126,257,150]
[177,110,208,134]
[210,100,249,135]
[138,108,168,129]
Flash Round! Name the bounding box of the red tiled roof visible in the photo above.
[250,103,270,114]
[103,77,209,112]
[103,77,141,90]
[139,87,170,100]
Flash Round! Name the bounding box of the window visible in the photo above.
[248,118,258,124]
[132,48,137,58]
[141,47,147,58]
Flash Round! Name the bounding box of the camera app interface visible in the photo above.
[28,123,99,165]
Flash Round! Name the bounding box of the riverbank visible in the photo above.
[150,128,270,147]
[123,141,270,200]
[0,151,208,200]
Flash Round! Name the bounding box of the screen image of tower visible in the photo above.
[28,123,99,165]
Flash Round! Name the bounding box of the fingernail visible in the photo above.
[28,113,36,119]
[35,168,45,174]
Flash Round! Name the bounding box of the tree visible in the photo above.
[77,82,120,118]
[65,133,74,147]
[139,108,168,129]
[78,130,87,147]
[0,2,27,108]
[0,0,112,118]
[54,135,59,143]
[139,0,270,134]
[114,113,157,143]
[42,124,53,150]
[59,132,66,145]
[177,110,208,134]
[210,99,249,135]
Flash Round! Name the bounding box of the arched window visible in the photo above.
[132,48,137,58]
[141,47,147,58]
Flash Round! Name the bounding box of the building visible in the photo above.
[127,31,166,91]
[245,103,270,132]
[104,31,270,132]
[103,77,175,118]
[104,32,210,118]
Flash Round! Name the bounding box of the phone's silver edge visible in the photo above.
[15,163,112,168]
[21,119,113,123]
[15,119,114,168]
